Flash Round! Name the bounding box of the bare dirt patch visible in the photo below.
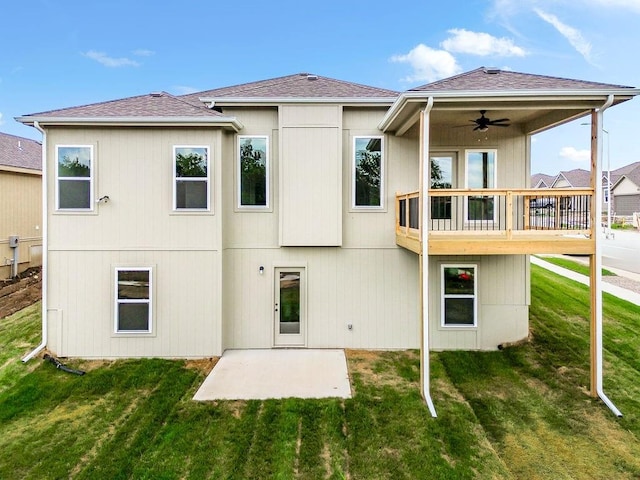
[0,267,42,319]
[185,357,218,376]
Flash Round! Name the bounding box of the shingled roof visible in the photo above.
[410,67,635,92]
[20,92,224,119]
[531,173,556,188]
[0,132,41,171]
[555,168,592,188]
[182,73,399,101]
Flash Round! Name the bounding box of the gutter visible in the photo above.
[421,97,437,418]
[15,116,244,132]
[22,121,47,362]
[198,96,397,106]
[593,94,622,417]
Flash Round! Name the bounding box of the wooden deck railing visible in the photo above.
[396,188,594,254]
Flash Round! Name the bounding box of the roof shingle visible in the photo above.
[181,73,399,100]
[0,132,41,171]
[410,67,635,92]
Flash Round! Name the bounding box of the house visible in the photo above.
[531,173,555,188]
[17,67,638,414]
[0,132,42,279]
[610,162,640,216]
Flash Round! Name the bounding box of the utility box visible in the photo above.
[8,236,19,248]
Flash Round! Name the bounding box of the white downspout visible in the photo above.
[22,121,47,362]
[594,94,622,416]
[421,97,437,417]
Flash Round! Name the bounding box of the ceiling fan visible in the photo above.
[470,110,510,131]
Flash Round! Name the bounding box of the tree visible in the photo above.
[176,152,206,177]
[59,155,90,177]
[240,139,266,205]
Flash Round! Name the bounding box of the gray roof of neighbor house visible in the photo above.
[409,67,635,92]
[610,161,640,185]
[612,163,640,190]
[554,168,592,188]
[0,132,41,171]
[531,173,556,188]
[182,73,399,102]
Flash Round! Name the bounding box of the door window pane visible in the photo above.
[431,156,453,219]
[466,150,496,221]
[279,272,300,334]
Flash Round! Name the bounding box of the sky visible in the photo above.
[1,0,639,175]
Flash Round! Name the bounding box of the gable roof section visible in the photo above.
[185,73,399,105]
[380,67,639,134]
[553,168,591,188]
[409,67,633,92]
[0,132,41,172]
[531,173,555,188]
[612,163,640,190]
[17,92,243,130]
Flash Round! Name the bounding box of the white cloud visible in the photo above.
[133,49,155,57]
[534,9,594,63]
[0,112,4,125]
[83,50,140,67]
[390,44,462,83]
[590,0,640,13]
[559,146,590,162]
[441,29,527,56]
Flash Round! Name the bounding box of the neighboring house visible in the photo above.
[0,132,42,279]
[609,162,640,216]
[17,67,638,412]
[531,173,555,188]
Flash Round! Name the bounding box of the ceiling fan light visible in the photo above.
[478,126,489,132]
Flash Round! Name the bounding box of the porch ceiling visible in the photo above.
[382,95,633,137]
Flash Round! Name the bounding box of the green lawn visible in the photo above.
[1,266,639,479]
[536,255,616,276]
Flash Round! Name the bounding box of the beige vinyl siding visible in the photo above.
[45,127,223,357]
[279,105,342,246]
[47,250,221,357]
[428,255,529,350]
[342,108,419,248]
[46,127,222,251]
[222,247,419,350]
[0,170,42,278]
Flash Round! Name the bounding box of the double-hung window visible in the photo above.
[353,136,383,209]
[174,146,210,210]
[238,136,269,208]
[115,268,152,333]
[441,265,477,327]
[56,145,93,210]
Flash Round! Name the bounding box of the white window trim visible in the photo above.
[114,266,153,334]
[55,144,95,212]
[464,149,497,223]
[440,263,478,328]
[173,145,211,212]
[237,135,270,210]
[352,135,384,210]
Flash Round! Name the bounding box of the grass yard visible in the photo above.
[536,255,616,276]
[1,266,639,479]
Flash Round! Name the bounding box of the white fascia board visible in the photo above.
[16,116,244,132]
[198,96,397,107]
[379,88,640,131]
[0,165,42,175]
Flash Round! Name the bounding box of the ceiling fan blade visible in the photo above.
[489,118,510,123]
[490,123,510,127]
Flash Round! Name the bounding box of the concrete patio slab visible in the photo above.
[193,349,352,401]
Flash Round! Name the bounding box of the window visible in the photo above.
[115,268,152,333]
[238,136,269,208]
[353,136,383,208]
[174,146,209,210]
[441,265,477,327]
[431,154,453,219]
[56,145,93,210]
[466,150,496,221]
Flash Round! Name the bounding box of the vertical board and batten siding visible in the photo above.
[222,247,420,349]
[0,170,42,278]
[279,105,342,246]
[427,125,530,350]
[45,127,223,357]
[221,106,421,350]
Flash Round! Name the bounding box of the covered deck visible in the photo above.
[396,188,594,255]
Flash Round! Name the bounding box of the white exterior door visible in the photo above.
[274,267,306,347]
